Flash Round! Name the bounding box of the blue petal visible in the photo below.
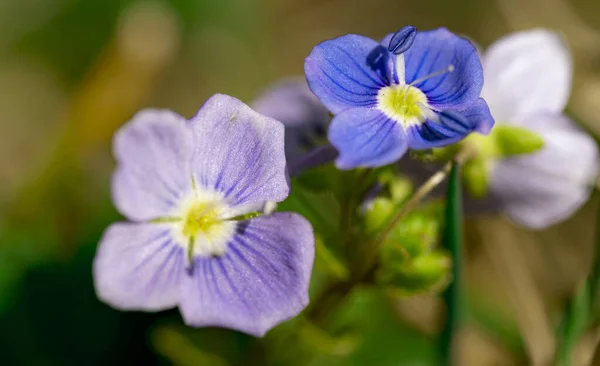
[461,98,495,134]
[328,107,408,169]
[402,28,483,109]
[304,34,393,114]
[93,223,185,311]
[189,94,290,209]
[179,213,314,337]
[406,100,494,149]
[406,119,466,149]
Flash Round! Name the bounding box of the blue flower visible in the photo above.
[304,26,495,169]
[93,94,315,337]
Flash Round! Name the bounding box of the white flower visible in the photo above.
[482,29,598,229]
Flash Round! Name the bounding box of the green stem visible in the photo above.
[307,157,464,326]
[440,161,463,366]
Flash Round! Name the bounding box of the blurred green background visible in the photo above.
[1,0,600,365]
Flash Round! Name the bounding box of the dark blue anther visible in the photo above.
[388,25,417,55]
[366,45,390,80]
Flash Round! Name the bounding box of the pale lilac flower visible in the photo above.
[482,30,599,229]
[93,94,314,337]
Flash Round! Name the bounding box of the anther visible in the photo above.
[388,25,417,55]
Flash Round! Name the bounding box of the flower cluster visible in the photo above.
[93,25,598,338]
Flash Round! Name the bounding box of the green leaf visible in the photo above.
[440,162,463,366]
[494,124,545,157]
[590,190,600,324]
[554,281,590,366]
[278,181,340,241]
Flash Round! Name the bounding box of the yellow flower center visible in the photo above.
[182,201,222,238]
[377,84,428,127]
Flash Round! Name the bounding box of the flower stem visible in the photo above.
[307,151,471,327]
[439,161,463,366]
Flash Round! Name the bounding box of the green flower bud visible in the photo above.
[364,197,394,233]
[462,157,489,199]
[377,251,451,295]
[388,177,413,203]
[379,201,443,260]
[494,124,545,157]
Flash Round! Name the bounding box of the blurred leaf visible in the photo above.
[326,287,435,366]
[151,324,231,366]
[278,180,340,244]
[0,243,161,365]
[554,281,590,366]
[465,293,527,358]
[316,237,349,281]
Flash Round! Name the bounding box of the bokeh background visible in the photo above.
[1,0,600,365]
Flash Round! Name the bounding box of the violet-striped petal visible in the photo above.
[328,107,408,169]
[179,213,314,337]
[304,34,394,114]
[189,94,289,210]
[112,110,194,221]
[400,28,483,110]
[93,222,185,311]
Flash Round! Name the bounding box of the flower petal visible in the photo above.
[482,29,572,121]
[112,110,193,221]
[189,94,289,210]
[252,78,329,128]
[462,98,495,134]
[491,114,598,229]
[328,107,408,169]
[93,222,185,311]
[406,99,493,149]
[288,144,339,176]
[179,212,314,337]
[252,78,331,165]
[304,34,393,114]
[401,28,483,109]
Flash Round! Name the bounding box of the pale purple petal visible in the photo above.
[482,29,572,121]
[93,222,185,311]
[252,78,331,165]
[189,94,289,209]
[252,78,329,129]
[289,144,338,176]
[491,114,598,229]
[179,213,314,337]
[112,110,193,221]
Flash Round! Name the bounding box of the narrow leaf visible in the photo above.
[440,162,463,366]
